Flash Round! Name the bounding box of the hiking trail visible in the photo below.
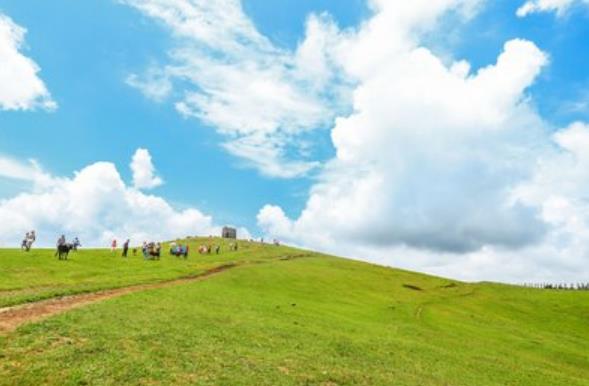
[0,263,238,333]
[0,253,314,333]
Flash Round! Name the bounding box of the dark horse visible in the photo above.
[55,243,73,260]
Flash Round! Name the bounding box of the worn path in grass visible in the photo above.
[0,250,312,333]
[0,263,238,333]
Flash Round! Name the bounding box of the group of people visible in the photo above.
[21,232,253,261]
[54,235,81,260]
[197,244,215,254]
[249,237,280,246]
[57,235,81,250]
[196,242,237,255]
[112,239,161,259]
[142,241,162,260]
[22,232,81,254]
[20,230,82,259]
[21,230,36,252]
[169,242,189,258]
[111,239,244,257]
[115,240,160,260]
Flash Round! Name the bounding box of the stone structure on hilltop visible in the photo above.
[222,226,237,239]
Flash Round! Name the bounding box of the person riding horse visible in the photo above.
[55,235,72,260]
[21,230,36,252]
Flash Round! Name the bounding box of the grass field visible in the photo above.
[0,238,296,307]
[1,239,588,385]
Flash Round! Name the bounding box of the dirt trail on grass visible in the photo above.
[0,253,314,334]
[0,263,237,333]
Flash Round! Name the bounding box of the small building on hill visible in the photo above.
[222,226,237,239]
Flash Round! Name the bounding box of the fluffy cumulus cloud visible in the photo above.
[131,148,163,189]
[256,0,589,283]
[121,0,346,178]
[0,13,56,111]
[517,0,589,16]
[0,150,221,247]
[0,156,45,182]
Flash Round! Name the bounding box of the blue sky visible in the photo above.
[1,0,589,282]
[0,0,372,228]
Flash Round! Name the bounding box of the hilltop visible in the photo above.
[0,238,588,385]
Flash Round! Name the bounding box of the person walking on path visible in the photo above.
[122,239,130,258]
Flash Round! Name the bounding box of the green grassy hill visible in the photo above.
[1,238,588,385]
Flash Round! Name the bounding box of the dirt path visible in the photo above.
[0,263,237,334]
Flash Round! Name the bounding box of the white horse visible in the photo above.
[20,239,34,252]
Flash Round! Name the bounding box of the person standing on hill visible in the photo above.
[142,241,148,259]
[155,242,162,260]
[72,237,81,251]
[122,239,130,258]
[111,239,117,253]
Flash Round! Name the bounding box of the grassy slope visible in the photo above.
[0,238,296,307]
[1,243,588,385]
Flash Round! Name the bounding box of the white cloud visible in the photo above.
[516,0,589,17]
[0,13,56,111]
[0,152,224,247]
[121,0,345,178]
[0,156,41,181]
[256,1,588,283]
[0,156,56,189]
[126,67,172,102]
[131,148,163,189]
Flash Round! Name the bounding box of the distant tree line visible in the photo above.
[521,283,589,291]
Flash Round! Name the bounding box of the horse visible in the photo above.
[144,243,160,260]
[149,249,161,260]
[55,243,73,260]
